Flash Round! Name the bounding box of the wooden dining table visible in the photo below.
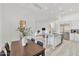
[10,40,45,56]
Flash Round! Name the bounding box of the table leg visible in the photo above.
[42,50,45,56]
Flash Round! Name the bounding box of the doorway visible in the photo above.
[60,24,70,40]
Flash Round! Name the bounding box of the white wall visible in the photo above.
[1,4,36,43]
[1,4,54,46]
[0,4,3,51]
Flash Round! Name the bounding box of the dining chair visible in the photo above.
[0,50,6,56]
[31,38,35,43]
[37,41,43,47]
[5,43,10,56]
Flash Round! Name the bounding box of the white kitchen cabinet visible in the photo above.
[75,34,78,41]
[48,35,54,45]
[70,33,79,41]
[75,33,79,41]
[48,33,61,48]
[77,34,79,41]
[54,35,61,46]
[70,33,75,41]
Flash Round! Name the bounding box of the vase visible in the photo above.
[21,37,27,46]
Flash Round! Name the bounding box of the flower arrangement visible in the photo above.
[18,27,31,37]
[17,20,32,37]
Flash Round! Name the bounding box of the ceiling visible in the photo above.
[2,3,79,21]
[17,3,79,20]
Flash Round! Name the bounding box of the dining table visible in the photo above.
[10,40,45,56]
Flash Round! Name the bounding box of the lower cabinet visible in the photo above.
[70,33,79,41]
[48,34,61,48]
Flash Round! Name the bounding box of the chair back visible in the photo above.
[37,41,43,47]
[31,38,35,43]
[5,43,10,56]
